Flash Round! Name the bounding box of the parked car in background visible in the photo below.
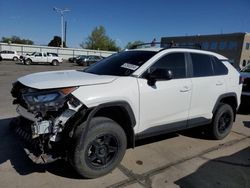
[240,63,250,105]
[68,55,80,63]
[0,50,20,61]
[22,52,63,66]
[76,55,104,66]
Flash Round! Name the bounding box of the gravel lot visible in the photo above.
[0,60,249,188]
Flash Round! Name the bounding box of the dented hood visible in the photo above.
[18,70,118,89]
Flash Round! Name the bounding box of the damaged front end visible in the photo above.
[11,81,84,164]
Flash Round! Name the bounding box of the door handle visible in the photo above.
[216,81,223,86]
[180,86,191,92]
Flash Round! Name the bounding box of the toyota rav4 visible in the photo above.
[11,46,242,178]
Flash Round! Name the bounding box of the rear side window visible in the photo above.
[191,53,213,77]
[150,53,186,79]
[212,57,228,75]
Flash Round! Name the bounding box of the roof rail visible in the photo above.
[130,41,202,50]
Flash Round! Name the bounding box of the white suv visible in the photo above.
[0,50,19,61]
[11,46,242,178]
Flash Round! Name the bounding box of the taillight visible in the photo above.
[239,76,244,84]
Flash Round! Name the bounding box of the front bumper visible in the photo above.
[14,101,82,164]
[11,116,60,164]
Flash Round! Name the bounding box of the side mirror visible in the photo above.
[146,68,173,86]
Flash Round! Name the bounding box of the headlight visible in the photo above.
[25,92,60,103]
[23,87,77,107]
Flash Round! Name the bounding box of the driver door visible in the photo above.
[33,52,43,62]
[137,52,192,134]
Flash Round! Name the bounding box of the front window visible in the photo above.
[146,52,186,79]
[84,51,157,76]
[35,53,42,57]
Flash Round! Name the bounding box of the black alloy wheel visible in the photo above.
[217,111,232,134]
[70,117,127,179]
[86,134,118,169]
[210,103,234,140]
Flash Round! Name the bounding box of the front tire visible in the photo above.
[24,58,32,65]
[210,103,234,140]
[52,60,59,66]
[71,117,127,179]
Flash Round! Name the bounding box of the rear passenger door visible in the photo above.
[188,53,227,126]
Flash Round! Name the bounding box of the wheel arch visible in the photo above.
[78,101,136,149]
[213,93,238,121]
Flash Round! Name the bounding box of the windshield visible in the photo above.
[84,50,157,76]
[241,64,250,73]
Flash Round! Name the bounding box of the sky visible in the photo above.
[0,0,250,48]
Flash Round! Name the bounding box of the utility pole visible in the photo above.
[64,21,67,47]
[53,7,70,48]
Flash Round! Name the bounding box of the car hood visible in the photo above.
[18,70,118,89]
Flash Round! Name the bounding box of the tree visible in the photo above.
[48,36,66,47]
[1,36,34,45]
[125,40,144,49]
[80,26,120,51]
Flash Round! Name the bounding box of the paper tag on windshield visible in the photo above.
[121,63,139,71]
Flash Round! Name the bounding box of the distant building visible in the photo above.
[161,32,250,68]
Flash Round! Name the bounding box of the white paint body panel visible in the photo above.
[72,77,141,133]
[137,78,192,132]
[16,47,242,136]
[1,51,19,60]
[18,70,118,89]
[188,75,226,120]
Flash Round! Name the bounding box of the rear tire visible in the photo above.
[210,103,234,140]
[13,57,18,61]
[70,117,127,179]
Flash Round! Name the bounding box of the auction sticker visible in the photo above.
[121,63,139,70]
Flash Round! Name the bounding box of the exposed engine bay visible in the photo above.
[11,81,84,164]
